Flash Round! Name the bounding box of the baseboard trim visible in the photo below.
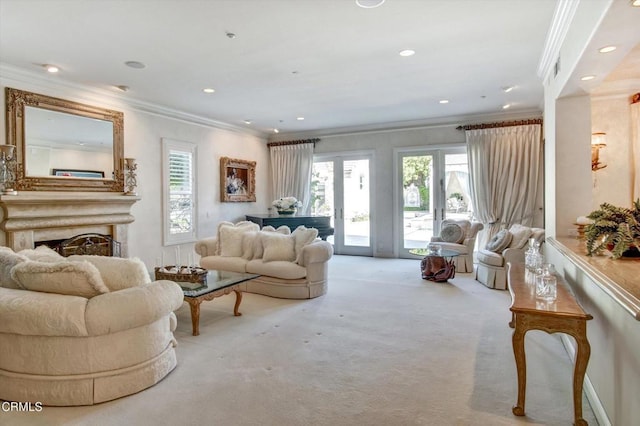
[560,334,611,426]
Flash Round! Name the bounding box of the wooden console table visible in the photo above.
[507,262,593,426]
[245,214,334,240]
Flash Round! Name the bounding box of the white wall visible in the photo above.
[0,77,271,269]
[591,95,634,209]
[541,1,640,424]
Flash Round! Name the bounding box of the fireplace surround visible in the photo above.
[0,192,139,256]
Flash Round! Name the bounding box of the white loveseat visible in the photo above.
[195,221,333,299]
[0,246,184,406]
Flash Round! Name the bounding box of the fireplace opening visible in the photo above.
[35,233,121,257]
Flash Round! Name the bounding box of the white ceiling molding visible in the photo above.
[537,0,581,81]
[270,109,543,141]
[0,63,265,138]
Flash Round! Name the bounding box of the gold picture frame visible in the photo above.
[220,157,256,202]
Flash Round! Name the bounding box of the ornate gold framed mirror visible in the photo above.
[5,87,124,192]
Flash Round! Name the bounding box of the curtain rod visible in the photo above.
[267,138,320,148]
[456,118,543,131]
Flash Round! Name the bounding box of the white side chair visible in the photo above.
[475,224,546,290]
[430,219,484,273]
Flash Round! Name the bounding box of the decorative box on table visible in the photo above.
[154,266,208,290]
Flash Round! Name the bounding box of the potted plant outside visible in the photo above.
[585,199,640,259]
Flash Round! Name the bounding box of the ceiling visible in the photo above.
[0,0,634,138]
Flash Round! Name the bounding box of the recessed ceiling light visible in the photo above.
[44,64,59,73]
[244,120,252,125]
[439,100,449,104]
[503,86,515,93]
[273,128,280,134]
[124,61,146,69]
[599,46,617,53]
[356,0,385,8]
[502,104,511,109]
[114,85,129,92]
[632,0,640,7]
[203,88,215,93]
[297,117,305,121]
[581,75,596,81]
[399,49,415,57]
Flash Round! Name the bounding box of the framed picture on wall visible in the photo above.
[220,157,256,202]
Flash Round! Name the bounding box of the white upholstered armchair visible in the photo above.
[430,219,484,273]
[475,224,546,290]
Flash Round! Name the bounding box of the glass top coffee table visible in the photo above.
[178,270,260,336]
[409,248,460,282]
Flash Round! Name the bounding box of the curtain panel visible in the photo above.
[269,143,314,214]
[466,124,543,248]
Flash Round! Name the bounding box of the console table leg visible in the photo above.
[573,330,591,426]
[233,290,243,316]
[512,321,527,417]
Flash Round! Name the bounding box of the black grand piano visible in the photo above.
[245,214,334,241]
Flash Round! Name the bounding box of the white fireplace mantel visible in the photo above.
[0,192,140,256]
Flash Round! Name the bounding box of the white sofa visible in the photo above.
[195,221,333,299]
[475,224,546,290]
[0,246,184,406]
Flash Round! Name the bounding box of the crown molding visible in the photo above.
[0,63,267,138]
[537,0,581,81]
[269,109,543,141]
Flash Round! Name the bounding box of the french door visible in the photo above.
[311,153,373,256]
[397,147,471,258]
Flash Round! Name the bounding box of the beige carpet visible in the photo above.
[3,256,597,426]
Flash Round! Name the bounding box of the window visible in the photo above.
[162,138,197,245]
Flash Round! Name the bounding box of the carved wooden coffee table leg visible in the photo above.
[186,297,202,336]
[233,289,243,316]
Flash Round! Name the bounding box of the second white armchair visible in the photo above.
[430,219,484,273]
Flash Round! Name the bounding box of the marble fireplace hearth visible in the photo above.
[0,192,140,257]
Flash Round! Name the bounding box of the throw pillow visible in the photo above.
[11,260,110,298]
[68,255,150,291]
[241,230,259,260]
[252,226,292,259]
[216,221,260,257]
[508,224,533,249]
[260,232,296,262]
[19,245,64,262]
[440,223,464,244]
[291,226,318,264]
[0,247,28,289]
[485,229,513,253]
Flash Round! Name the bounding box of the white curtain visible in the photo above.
[631,101,640,201]
[466,124,543,249]
[270,143,314,214]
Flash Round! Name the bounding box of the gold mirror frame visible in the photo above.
[5,87,124,192]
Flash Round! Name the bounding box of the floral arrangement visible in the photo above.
[272,196,302,211]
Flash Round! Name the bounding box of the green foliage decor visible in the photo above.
[585,199,640,259]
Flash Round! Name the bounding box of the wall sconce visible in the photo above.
[0,144,18,195]
[591,132,607,171]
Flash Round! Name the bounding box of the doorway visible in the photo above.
[311,153,373,256]
[397,147,471,258]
